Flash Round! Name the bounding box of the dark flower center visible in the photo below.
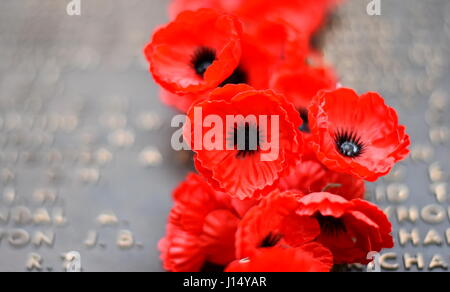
[259,232,283,248]
[191,47,216,77]
[335,129,365,158]
[228,122,262,159]
[298,108,310,133]
[219,66,248,87]
[316,214,347,235]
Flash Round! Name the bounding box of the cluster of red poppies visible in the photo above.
[144,0,411,272]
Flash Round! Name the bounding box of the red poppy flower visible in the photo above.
[232,33,277,91]
[155,26,280,112]
[235,0,341,38]
[270,49,338,136]
[271,54,337,113]
[225,243,333,272]
[159,224,205,272]
[184,84,304,200]
[297,192,394,264]
[277,160,365,201]
[144,9,242,96]
[248,19,309,61]
[159,89,204,113]
[236,189,320,259]
[308,88,410,181]
[160,173,256,272]
[169,0,340,38]
[169,0,309,60]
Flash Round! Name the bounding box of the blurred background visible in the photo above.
[0,0,449,272]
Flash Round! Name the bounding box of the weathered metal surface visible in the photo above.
[0,0,448,272]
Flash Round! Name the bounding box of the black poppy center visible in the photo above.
[316,214,347,235]
[335,129,365,158]
[228,123,262,158]
[298,108,310,133]
[192,47,216,77]
[219,66,248,87]
[259,232,283,248]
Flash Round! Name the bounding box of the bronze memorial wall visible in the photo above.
[0,0,449,272]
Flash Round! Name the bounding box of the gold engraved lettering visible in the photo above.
[117,230,134,249]
[421,204,446,224]
[396,206,419,223]
[32,231,55,248]
[399,229,420,246]
[387,184,409,203]
[33,209,52,225]
[26,253,43,271]
[428,254,449,271]
[403,253,425,271]
[423,229,443,246]
[380,253,399,271]
[9,229,30,248]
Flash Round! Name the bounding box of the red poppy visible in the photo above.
[235,0,341,38]
[159,89,204,113]
[236,189,320,259]
[308,88,410,181]
[297,192,394,264]
[269,48,337,135]
[249,19,309,61]
[169,0,310,60]
[271,53,337,113]
[225,243,333,272]
[144,9,242,96]
[184,84,304,200]
[159,224,205,272]
[277,159,366,201]
[232,32,277,90]
[155,26,280,113]
[160,173,256,272]
[169,0,340,38]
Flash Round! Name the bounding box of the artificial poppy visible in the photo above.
[144,9,242,96]
[184,84,304,200]
[308,88,410,181]
[159,224,205,272]
[271,55,337,120]
[225,243,333,272]
[160,173,255,272]
[277,159,365,201]
[236,189,320,259]
[245,19,309,62]
[169,0,340,38]
[296,192,394,264]
[230,33,277,91]
[270,48,338,136]
[155,26,280,112]
[235,0,342,38]
[159,88,204,113]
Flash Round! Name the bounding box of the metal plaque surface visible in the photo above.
[0,0,449,272]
